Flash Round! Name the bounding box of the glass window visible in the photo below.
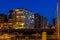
[20,16,25,18]
[16,11,23,14]
[16,16,25,18]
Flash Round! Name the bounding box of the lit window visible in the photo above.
[16,11,23,14]
[16,22,19,24]
[20,23,24,25]
[16,16,25,19]
[16,16,18,18]
[20,16,25,18]
[28,16,31,19]
[13,24,24,29]
[1,24,3,27]
[16,16,20,18]
[9,23,12,25]
[16,22,24,24]
[18,22,24,25]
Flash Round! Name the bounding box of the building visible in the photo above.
[40,16,48,29]
[34,14,41,28]
[0,14,7,29]
[8,8,34,29]
[8,10,14,28]
[0,14,6,23]
[34,13,49,29]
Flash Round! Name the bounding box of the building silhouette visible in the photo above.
[0,14,8,29]
[34,13,41,28]
[0,14,6,23]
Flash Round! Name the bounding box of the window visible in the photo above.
[16,11,23,14]
[20,16,25,18]
[16,22,24,25]
[9,23,13,25]
[16,16,25,18]
[16,22,19,24]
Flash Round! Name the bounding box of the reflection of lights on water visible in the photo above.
[0,34,16,39]
[0,34,10,39]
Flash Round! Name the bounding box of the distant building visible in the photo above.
[8,8,34,29]
[34,14,41,28]
[0,14,8,29]
[40,16,48,29]
[8,10,14,28]
[0,14,6,23]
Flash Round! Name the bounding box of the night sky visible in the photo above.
[0,0,57,24]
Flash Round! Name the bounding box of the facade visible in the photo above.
[8,8,34,29]
[2,22,8,29]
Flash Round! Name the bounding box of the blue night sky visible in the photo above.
[0,0,57,24]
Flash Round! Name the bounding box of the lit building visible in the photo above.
[8,10,14,28]
[34,14,48,29]
[2,22,8,29]
[0,14,7,29]
[8,8,34,29]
